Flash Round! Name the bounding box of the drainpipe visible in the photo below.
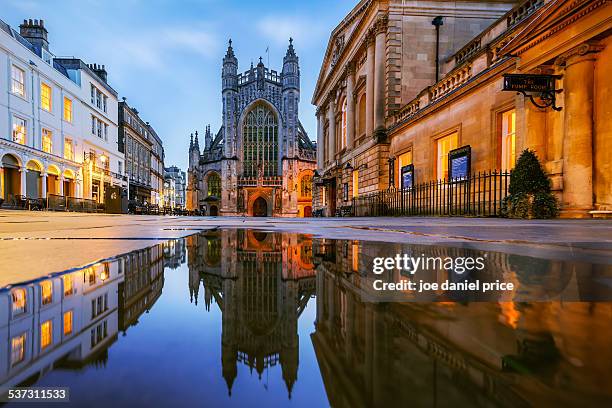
[432,16,444,83]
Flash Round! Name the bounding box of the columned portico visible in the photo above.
[557,43,602,217]
[373,16,387,139]
[345,64,356,149]
[327,96,336,163]
[365,35,375,138]
[316,110,324,169]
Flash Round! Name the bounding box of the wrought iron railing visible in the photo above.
[350,170,511,217]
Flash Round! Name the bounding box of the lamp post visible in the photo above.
[432,16,444,83]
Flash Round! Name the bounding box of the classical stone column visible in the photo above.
[345,63,356,148]
[557,43,602,217]
[19,166,26,196]
[59,175,65,196]
[327,96,336,163]
[316,109,324,170]
[365,33,375,138]
[41,172,47,198]
[0,167,4,199]
[373,16,387,140]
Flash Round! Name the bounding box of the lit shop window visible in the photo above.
[63,311,73,336]
[41,280,53,305]
[352,170,359,198]
[11,334,26,366]
[42,129,53,153]
[501,109,516,170]
[63,97,73,122]
[11,65,25,97]
[12,117,27,145]
[41,83,52,112]
[352,242,359,272]
[12,288,26,315]
[436,133,458,180]
[397,150,413,188]
[40,320,52,350]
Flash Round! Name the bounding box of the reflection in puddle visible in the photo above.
[0,230,611,406]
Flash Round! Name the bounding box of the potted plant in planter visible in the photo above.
[502,149,558,219]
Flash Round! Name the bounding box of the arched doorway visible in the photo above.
[304,206,312,217]
[63,170,75,197]
[209,205,218,216]
[253,196,267,217]
[2,154,21,201]
[25,161,42,199]
[47,165,60,196]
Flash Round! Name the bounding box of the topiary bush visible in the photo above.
[502,149,559,219]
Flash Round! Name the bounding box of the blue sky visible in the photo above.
[3,0,356,170]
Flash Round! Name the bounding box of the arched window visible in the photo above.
[242,103,279,177]
[358,94,366,137]
[341,98,347,149]
[300,174,312,198]
[207,173,221,197]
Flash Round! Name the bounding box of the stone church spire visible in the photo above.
[194,130,200,150]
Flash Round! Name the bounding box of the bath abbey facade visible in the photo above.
[187,40,316,217]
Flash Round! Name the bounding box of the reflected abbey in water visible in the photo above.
[1,230,611,406]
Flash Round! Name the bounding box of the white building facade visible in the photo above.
[0,19,126,208]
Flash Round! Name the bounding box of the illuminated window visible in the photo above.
[352,170,359,198]
[12,289,26,315]
[63,274,73,297]
[41,83,52,112]
[64,138,74,160]
[397,150,413,188]
[501,109,516,170]
[436,133,458,180]
[41,281,53,305]
[341,98,347,149]
[11,65,25,97]
[300,175,312,198]
[207,173,221,197]
[41,320,52,350]
[63,97,73,122]
[63,311,73,336]
[86,267,96,285]
[42,129,53,153]
[358,94,366,137]
[11,334,26,366]
[352,242,359,272]
[242,103,278,177]
[12,116,27,145]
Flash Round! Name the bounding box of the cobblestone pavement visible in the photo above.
[1,210,611,286]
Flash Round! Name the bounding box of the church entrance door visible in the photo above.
[253,197,267,217]
[210,205,218,216]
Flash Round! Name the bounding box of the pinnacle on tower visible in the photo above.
[225,38,235,59]
[189,133,194,150]
[194,130,200,149]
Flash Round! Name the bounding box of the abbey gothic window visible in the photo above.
[243,103,278,177]
[208,173,221,197]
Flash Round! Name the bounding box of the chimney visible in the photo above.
[89,63,108,83]
[19,18,49,54]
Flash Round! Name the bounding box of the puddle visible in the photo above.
[1,229,611,406]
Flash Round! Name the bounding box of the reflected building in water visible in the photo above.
[0,243,168,393]
[311,238,612,407]
[186,230,316,397]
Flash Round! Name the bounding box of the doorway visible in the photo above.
[210,205,218,216]
[253,197,268,217]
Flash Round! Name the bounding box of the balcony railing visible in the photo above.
[348,170,511,217]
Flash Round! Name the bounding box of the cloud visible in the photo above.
[256,15,327,47]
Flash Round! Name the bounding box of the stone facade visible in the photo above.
[187,40,316,217]
[386,0,612,218]
[314,0,612,218]
[312,0,516,216]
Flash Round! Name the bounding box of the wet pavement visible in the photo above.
[1,210,611,286]
[1,229,612,407]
